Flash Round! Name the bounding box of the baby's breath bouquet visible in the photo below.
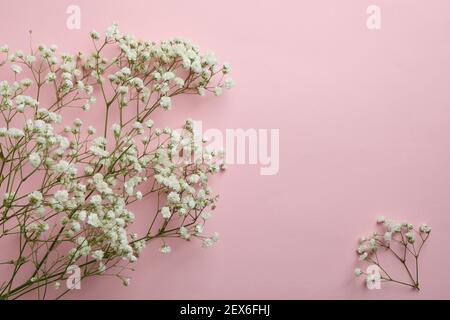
[354,217,431,291]
[0,24,233,299]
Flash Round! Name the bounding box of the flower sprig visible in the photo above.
[354,217,431,291]
[0,24,233,299]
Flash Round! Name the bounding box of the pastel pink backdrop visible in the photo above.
[1,0,450,299]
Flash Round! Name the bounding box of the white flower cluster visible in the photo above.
[357,217,431,261]
[354,216,431,290]
[82,23,233,113]
[0,24,232,297]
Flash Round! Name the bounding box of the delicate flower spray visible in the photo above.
[354,217,431,291]
[0,24,233,299]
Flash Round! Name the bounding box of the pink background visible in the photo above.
[1,0,450,299]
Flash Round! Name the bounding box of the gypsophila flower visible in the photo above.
[384,232,392,242]
[202,238,214,248]
[7,128,24,138]
[224,78,235,89]
[222,62,231,74]
[201,211,212,220]
[161,207,171,219]
[162,71,175,81]
[92,250,104,261]
[11,64,22,74]
[29,152,41,168]
[160,244,171,254]
[213,87,223,97]
[87,213,101,227]
[420,224,431,233]
[145,119,154,128]
[90,30,100,40]
[405,231,415,244]
[376,216,385,224]
[87,126,96,135]
[179,227,190,239]
[54,190,69,203]
[159,96,172,110]
[211,232,219,243]
[28,191,43,205]
[359,252,368,261]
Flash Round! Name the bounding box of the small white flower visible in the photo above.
[201,211,212,220]
[194,224,203,234]
[213,87,223,96]
[29,152,41,168]
[420,224,431,233]
[117,85,128,94]
[145,119,154,128]
[405,231,415,244]
[92,250,104,261]
[211,232,219,243]
[174,77,184,87]
[73,118,82,127]
[167,192,180,203]
[77,210,87,222]
[197,87,206,96]
[356,245,366,254]
[159,96,171,110]
[90,30,100,40]
[46,72,56,82]
[162,71,175,81]
[112,123,121,137]
[202,238,214,248]
[11,64,22,74]
[90,195,102,206]
[354,268,362,277]
[161,206,171,219]
[87,213,101,227]
[28,191,43,204]
[160,244,171,254]
[359,252,368,261]
[179,227,190,239]
[54,190,69,203]
[133,121,144,134]
[384,232,392,242]
[87,126,96,135]
[84,165,94,175]
[376,216,385,224]
[71,221,81,232]
[187,174,200,184]
[7,128,25,138]
[223,78,235,89]
[25,55,36,64]
[222,62,232,74]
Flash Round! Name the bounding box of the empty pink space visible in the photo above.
[1,0,450,299]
